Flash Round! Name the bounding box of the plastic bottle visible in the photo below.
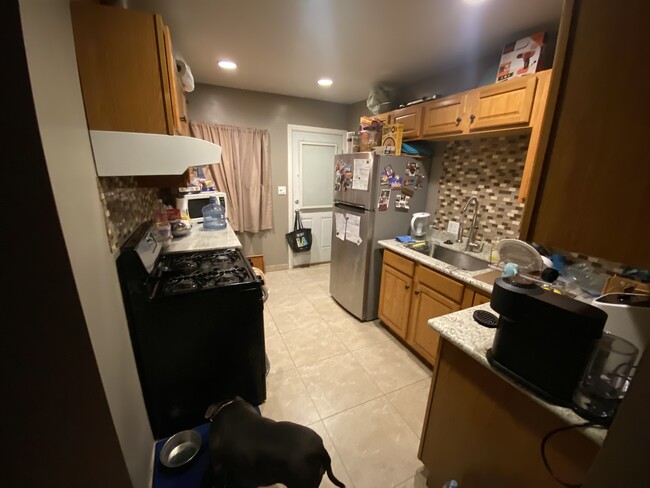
[202,196,226,230]
[153,199,172,243]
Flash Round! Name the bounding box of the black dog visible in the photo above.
[205,397,346,488]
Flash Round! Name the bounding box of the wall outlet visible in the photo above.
[278,186,287,195]
[447,220,460,235]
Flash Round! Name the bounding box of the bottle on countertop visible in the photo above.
[153,199,172,243]
[202,196,226,230]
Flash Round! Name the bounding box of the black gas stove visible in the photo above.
[116,223,266,439]
[155,249,257,296]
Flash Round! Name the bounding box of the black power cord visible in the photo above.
[540,421,604,487]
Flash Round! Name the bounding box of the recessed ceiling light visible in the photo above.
[463,0,488,4]
[218,60,237,70]
[318,78,333,87]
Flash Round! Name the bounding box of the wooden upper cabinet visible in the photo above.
[162,25,189,136]
[522,0,650,268]
[468,75,538,132]
[70,3,176,135]
[392,105,423,140]
[421,94,466,137]
[373,112,392,125]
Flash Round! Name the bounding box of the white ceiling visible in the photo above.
[129,0,563,104]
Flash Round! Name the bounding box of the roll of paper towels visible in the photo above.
[175,55,195,92]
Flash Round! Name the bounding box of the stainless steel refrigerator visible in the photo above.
[329,152,429,321]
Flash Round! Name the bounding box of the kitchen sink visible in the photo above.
[408,243,489,271]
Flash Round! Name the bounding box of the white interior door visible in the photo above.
[289,127,346,267]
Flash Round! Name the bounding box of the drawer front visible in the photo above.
[384,249,415,277]
[414,265,464,303]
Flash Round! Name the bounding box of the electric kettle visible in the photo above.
[410,212,431,239]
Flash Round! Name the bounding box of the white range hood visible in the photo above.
[90,130,222,176]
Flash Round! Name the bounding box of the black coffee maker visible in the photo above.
[488,276,608,406]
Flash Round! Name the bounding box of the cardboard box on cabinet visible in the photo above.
[497,32,546,82]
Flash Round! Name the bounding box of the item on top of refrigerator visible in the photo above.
[359,128,381,151]
[496,32,546,82]
[381,124,403,156]
[345,131,360,153]
[359,116,383,131]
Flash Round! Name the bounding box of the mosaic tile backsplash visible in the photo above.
[97,177,159,253]
[433,135,530,244]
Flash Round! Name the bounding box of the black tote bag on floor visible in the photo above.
[285,210,312,253]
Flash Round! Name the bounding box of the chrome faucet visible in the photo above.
[456,196,485,252]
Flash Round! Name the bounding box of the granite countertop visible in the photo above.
[428,303,608,445]
[162,221,241,254]
[378,229,495,295]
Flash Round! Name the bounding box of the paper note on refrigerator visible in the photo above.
[335,213,346,241]
[352,158,371,191]
[345,214,363,245]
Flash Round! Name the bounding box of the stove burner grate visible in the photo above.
[161,266,252,295]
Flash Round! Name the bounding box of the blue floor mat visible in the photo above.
[152,408,260,488]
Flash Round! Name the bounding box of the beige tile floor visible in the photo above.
[260,264,431,488]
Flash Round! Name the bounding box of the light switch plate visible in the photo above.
[447,220,460,235]
[278,186,287,195]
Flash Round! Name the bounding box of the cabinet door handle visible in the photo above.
[405,285,410,290]
[180,115,187,122]
[455,117,462,125]
[414,290,420,295]
[469,114,476,123]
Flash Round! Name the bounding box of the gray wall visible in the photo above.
[20,1,154,486]
[187,84,349,267]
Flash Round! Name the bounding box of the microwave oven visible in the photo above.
[176,191,228,223]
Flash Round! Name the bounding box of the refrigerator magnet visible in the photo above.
[380,170,389,186]
[377,189,390,211]
[415,174,425,189]
[389,175,403,190]
[406,161,419,177]
[401,187,414,197]
[404,177,416,187]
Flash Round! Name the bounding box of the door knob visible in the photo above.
[455,117,462,125]
[295,199,299,204]
[469,114,476,122]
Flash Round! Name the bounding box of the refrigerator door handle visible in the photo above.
[334,201,367,212]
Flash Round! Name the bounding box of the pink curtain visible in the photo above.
[190,121,272,232]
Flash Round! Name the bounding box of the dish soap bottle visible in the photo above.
[202,196,226,230]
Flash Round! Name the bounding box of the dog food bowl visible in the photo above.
[159,429,201,468]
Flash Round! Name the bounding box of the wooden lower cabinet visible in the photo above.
[419,339,599,487]
[378,263,413,340]
[408,282,459,365]
[379,250,481,366]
